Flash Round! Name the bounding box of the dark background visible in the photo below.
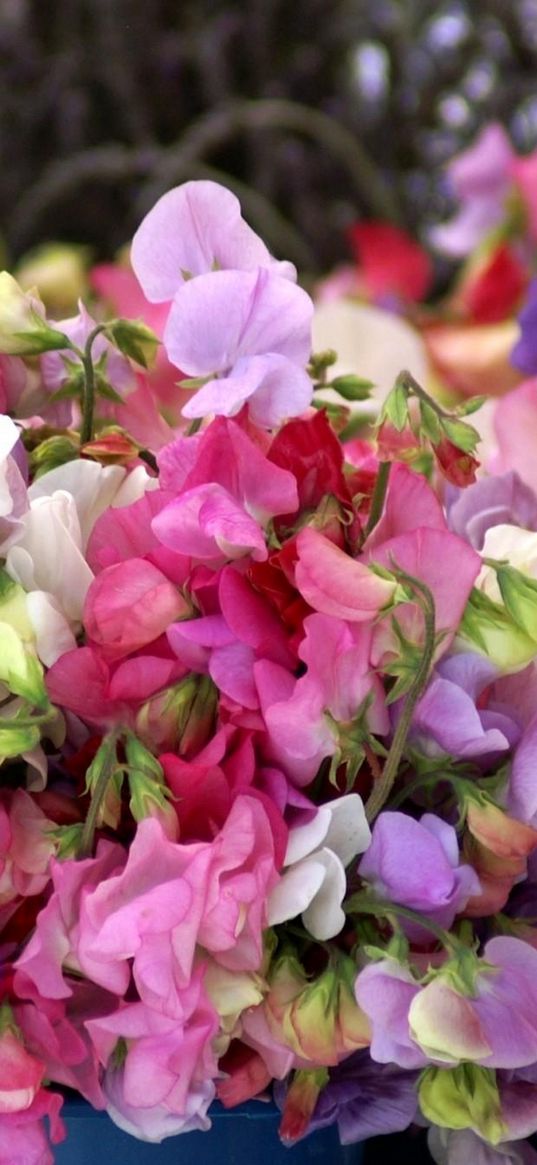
[3,0,537,276]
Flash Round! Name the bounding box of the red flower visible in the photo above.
[348,221,433,303]
[433,437,479,487]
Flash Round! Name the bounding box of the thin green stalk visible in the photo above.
[80,323,108,445]
[396,370,451,420]
[346,893,459,952]
[365,576,436,822]
[363,460,391,541]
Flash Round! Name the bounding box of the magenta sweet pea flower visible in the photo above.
[358,811,480,934]
[131,180,296,303]
[154,417,298,563]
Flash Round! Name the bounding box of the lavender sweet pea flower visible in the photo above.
[163,268,313,426]
[131,179,296,302]
[358,812,480,934]
[447,473,537,552]
[507,714,537,825]
[428,1127,537,1165]
[275,1050,418,1144]
[512,280,537,375]
[411,653,521,765]
[430,124,514,258]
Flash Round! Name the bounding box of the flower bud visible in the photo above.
[0,1005,45,1114]
[418,1064,505,1145]
[136,674,217,756]
[279,1068,329,1144]
[125,733,178,840]
[265,953,370,1067]
[0,273,69,356]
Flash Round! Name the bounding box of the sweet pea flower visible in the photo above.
[358,812,480,936]
[28,459,154,550]
[294,527,397,622]
[86,974,219,1142]
[478,524,537,603]
[429,124,514,258]
[0,273,68,357]
[75,796,278,1017]
[163,268,313,426]
[0,415,27,552]
[492,381,537,494]
[131,179,296,302]
[275,1050,418,1145]
[0,1088,65,1165]
[411,653,520,764]
[447,473,537,552]
[428,1127,537,1165]
[154,417,298,563]
[0,1024,45,1114]
[267,794,371,939]
[407,938,537,1069]
[83,557,189,661]
[0,789,56,906]
[256,613,388,786]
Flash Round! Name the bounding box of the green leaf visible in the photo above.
[94,376,124,404]
[440,417,480,453]
[381,380,409,431]
[419,400,442,443]
[456,395,486,416]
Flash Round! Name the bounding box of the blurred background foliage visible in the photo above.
[2,0,537,273]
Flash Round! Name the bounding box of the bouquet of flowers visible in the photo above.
[3,178,537,1165]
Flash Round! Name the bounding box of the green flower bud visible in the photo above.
[419,1065,505,1145]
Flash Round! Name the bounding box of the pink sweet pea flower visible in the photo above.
[163,269,313,426]
[153,418,298,563]
[0,1027,45,1114]
[83,557,189,661]
[492,380,537,494]
[86,972,219,1142]
[256,613,388,786]
[15,841,127,1001]
[77,796,278,1017]
[294,527,397,622]
[0,1088,65,1165]
[365,526,481,667]
[0,790,55,907]
[131,180,295,302]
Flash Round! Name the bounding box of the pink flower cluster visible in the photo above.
[3,178,537,1165]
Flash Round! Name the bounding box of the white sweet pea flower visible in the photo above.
[267,793,371,940]
[28,459,155,549]
[478,524,537,602]
[0,415,28,551]
[5,491,93,627]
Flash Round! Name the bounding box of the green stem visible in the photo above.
[397,370,451,420]
[363,461,391,542]
[186,417,203,436]
[78,731,119,859]
[388,769,469,811]
[345,893,457,952]
[138,448,159,473]
[365,575,436,823]
[80,324,109,445]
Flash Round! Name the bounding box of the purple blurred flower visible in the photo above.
[358,811,480,934]
[430,124,514,258]
[411,652,521,765]
[447,473,537,551]
[275,1050,418,1144]
[512,280,537,375]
